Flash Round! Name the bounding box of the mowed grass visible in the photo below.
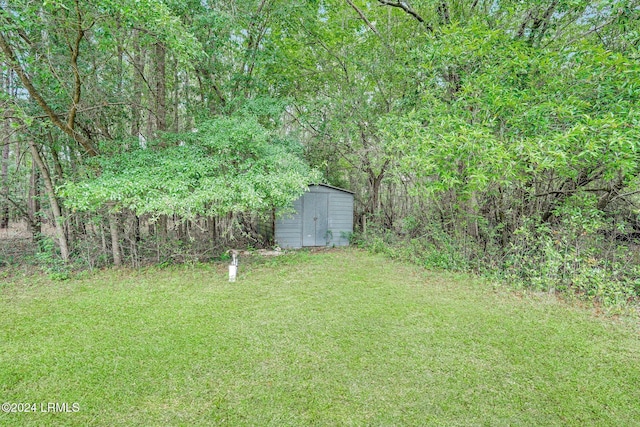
[1,249,639,426]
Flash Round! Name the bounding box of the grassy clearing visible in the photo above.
[1,249,639,426]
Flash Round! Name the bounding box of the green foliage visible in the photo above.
[4,0,640,279]
[95,0,203,63]
[503,215,638,308]
[32,235,71,281]
[60,115,320,218]
[359,206,640,308]
[383,22,640,200]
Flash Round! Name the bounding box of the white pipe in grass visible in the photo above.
[229,250,239,282]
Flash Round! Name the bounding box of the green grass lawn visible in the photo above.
[1,249,639,426]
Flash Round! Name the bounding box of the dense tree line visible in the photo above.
[1,1,639,303]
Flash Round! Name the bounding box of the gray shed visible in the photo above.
[275,184,354,249]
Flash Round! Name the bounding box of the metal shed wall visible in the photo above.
[275,184,354,249]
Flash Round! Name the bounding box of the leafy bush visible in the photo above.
[359,212,640,309]
[61,116,321,219]
[33,236,71,281]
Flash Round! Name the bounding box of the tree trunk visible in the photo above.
[28,161,41,237]
[126,32,144,256]
[28,141,69,262]
[155,42,166,135]
[465,194,480,239]
[107,207,122,267]
[1,69,12,229]
[368,170,384,217]
[157,214,167,242]
[0,118,9,229]
[173,55,179,133]
[126,213,139,267]
[48,133,65,182]
[209,216,217,241]
[46,132,73,246]
[100,219,108,260]
[131,29,144,144]
[154,41,168,239]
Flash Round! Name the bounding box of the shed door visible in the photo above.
[302,193,328,246]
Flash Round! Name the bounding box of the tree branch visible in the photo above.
[345,0,393,53]
[611,189,640,201]
[528,0,558,45]
[67,0,85,131]
[437,2,450,25]
[563,9,624,47]
[0,191,34,227]
[535,187,610,197]
[377,0,432,32]
[0,32,98,156]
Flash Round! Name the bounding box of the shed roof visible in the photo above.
[309,183,355,195]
